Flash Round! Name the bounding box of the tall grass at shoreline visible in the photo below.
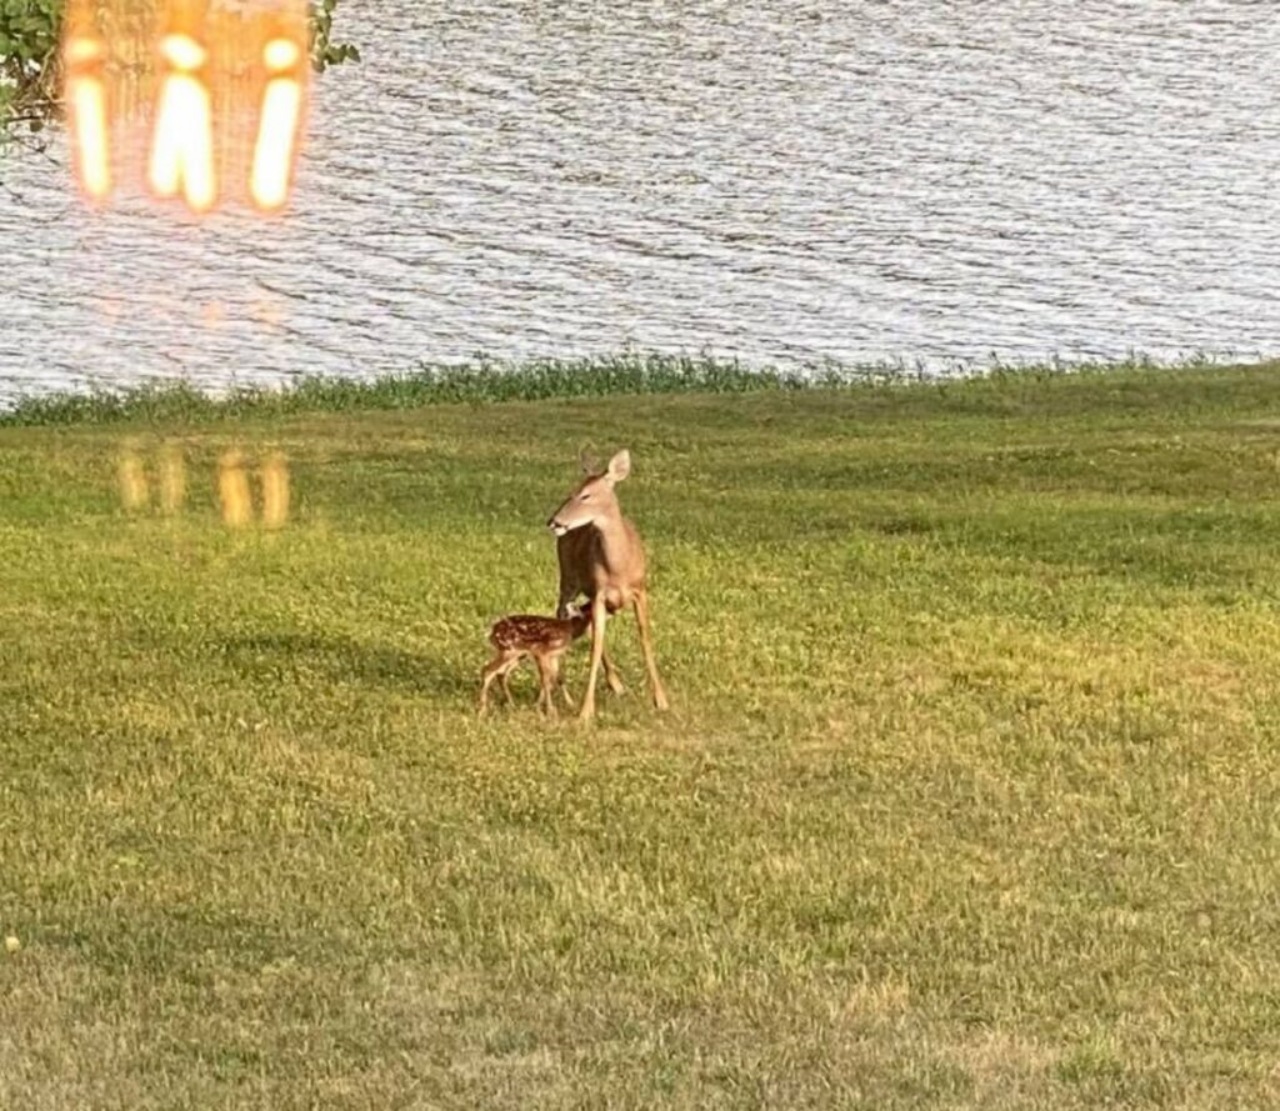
[2,358,1280,1108]
[0,354,815,427]
[0,350,1226,427]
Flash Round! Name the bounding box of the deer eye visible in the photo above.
[579,492,591,501]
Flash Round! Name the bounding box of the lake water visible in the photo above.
[1,0,1277,404]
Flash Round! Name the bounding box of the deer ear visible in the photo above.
[606,449,632,483]
[579,448,601,475]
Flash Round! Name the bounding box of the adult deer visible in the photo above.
[547,448,670,723]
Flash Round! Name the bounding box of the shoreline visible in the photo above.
[0,350,1267,429]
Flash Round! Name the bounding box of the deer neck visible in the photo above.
[591,507,634,570]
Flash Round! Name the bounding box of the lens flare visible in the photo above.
[61,2,311,215]
[65,34,113,202]
[147,33,218,212]
[250,38,305,211]
[218,450,253,529]
[159,443,188,515]
[118,446,149,512]
[260,451,291,529]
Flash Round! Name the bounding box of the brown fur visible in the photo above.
[546,448,669,722]
[477,609,592,717]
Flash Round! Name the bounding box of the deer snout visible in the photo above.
[547,511,572,536]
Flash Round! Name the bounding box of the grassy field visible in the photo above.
[2,360,1280,1108]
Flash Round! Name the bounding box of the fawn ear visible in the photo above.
[579,448,601,475]
[606,449,631,483]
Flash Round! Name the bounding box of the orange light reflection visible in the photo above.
[65,34,112,202]
[148,76,218,211]
[62,2,312,215]
[250,39,305,211]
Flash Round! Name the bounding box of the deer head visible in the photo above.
[546,449,631,537]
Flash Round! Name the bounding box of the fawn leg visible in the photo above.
[479,654,509,715]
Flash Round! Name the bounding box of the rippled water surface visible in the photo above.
[1,0,1277,401]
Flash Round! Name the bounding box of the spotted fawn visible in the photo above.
[478,604,593,716]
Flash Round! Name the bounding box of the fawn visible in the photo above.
[477,603,593,717]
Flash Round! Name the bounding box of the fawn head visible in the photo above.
[547,449,631,537]
[563,601,593,636]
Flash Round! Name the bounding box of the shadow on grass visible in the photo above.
[220,632,476,699]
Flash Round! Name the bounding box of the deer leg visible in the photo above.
[602,644,626,696]
[632,589,670,712]
[479,653,511,715]
[581,599,624,694]
[578,597,609,723]
[557,652,577,710]
[533,655,558,718]
[542,648,575,710]
[549,663,563,716]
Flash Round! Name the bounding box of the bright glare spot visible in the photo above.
[66,34,105,66]
[159,33,207,71]
[69,76,112,200]
[250,76,304,211]
[263,37,301,72]
[148,73,217,212]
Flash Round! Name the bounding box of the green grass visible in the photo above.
[0,350,1211,428]
[0,354,826,427]
[2,358,1280,1108]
